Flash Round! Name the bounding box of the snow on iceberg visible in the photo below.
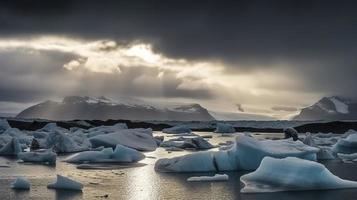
[11,177,30,190]
[187,174,229,182]
[155,135,318,172]
[214,123,235,133]
[0,138,22,156]
[162,125,192,134]
[47,175,83,191]
[18,149,57,165]
[332,133,357,154]
[89,128,157,151]
[65,144,145,163]
[240,157,357,193]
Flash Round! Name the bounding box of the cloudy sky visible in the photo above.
[1,0,357,119]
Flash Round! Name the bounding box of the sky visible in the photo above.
[1,0,357,119]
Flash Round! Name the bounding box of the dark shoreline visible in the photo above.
[4,118,357,134]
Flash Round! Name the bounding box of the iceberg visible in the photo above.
[18,149,57,165]
[187,174,229,182]
[337,153,357,162]
[65,144,144,163]
[45,130,91,153]
[283,127,298,141]
[0,119,10,133]
[11,177,30,190]
[240,157,357,193]
[0,138,22,156]
[2,128,33,145]
[86,123,128,137]
[162,125,192,134]
[47,175,83,191]
[332,133,357,154]
[214,123,235,133]
[89,128,157,151]
[155,135,318,172]
[160,136,214,150]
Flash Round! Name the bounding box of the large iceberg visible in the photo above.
[214,123,235,133]
[89,128,157,151]
[86,123,128,137]
[18,149,57,165]
[11,177,30,190]
[65,144,145,163]
[2,128,33,145]
[162,125,192,134]
[332,133,357,154]
[0,138,22,156]
[155,135,318,172]
[47,175,83,191]
[240,157,357,193]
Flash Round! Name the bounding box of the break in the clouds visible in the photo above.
[1,0,357,118]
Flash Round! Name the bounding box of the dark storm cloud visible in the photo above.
[1,0,357,107]
[0,49,213,104]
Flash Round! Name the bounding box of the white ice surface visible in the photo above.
[240,157,357,193]
[187,174,229,182]
[330,97,349,114]
[47,175,83,191]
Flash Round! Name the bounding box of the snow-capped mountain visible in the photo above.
[16,96,215,121]
[293,96,357,121]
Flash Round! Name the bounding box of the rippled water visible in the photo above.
[0,132,357,200]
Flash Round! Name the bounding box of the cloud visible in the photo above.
[271,106,298,112]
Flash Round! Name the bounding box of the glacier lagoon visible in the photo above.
[0,131,357,199]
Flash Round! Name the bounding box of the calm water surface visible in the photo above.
[0,132,356,200]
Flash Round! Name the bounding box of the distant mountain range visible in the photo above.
[293,96,357,121]
[17,96,215,121]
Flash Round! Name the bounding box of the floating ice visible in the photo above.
[2,128,33,145]
[240,157,357,193]
[155,135,318,172]
[18,149,57,165]
[337,153,357,162]
[162,125,192,134]
[214,123,235,133]
[160,136,214,150]
[65,144,145,163]
[11,177,30,190]
[89,128,157,151]
[45,130,91,153]
[0,138,22,156]
[47,175,83,191]
[86,123,128,137]
[187,174,229,182]
[332,133,357,154]
[283,127,298,141]
[0,119,10,133]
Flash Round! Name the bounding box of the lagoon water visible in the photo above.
[1,132,357,200]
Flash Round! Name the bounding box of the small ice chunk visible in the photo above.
[214,123,235,133]
[18,149,57,165]
[160,136,214,150]
[11,177,30,190]
[162,125,192,134]
[187,174,229,182]
[47,175,83,191]
[283,127,298,141]
[337,153,357,162]
[240,157,357,193]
